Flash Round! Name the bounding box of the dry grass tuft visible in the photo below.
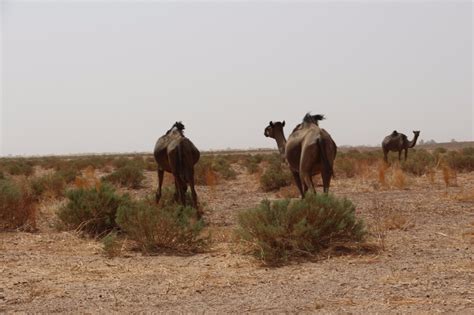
[442,165,457,188]
[392,167,407,189]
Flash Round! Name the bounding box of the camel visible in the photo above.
[264,114,337,197]
[153,122,201,217]
[382,130,420,163]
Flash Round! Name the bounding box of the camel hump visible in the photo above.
[391,130,398,136]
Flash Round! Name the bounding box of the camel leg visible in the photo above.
[188,174,201,218]
[398,150,402,161]
[174,176,186,206]
[291,170,304,198]
[155,169,164,204]
[404,149,408,161]
[321,169,331,194]
[383,149,389,163]
[300,172,315,196]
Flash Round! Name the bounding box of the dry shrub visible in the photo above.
[392,167,407,189]
[30,172,66,198]
[378,162,389,187]
[204,168,218,186]
[58,183,131,236]
[74,166,101,189]
[384,213,410,231]
[335,157,356,178]
[426,167,436,184]
[195,155,236,185]
[444,148,474,172]
[237,193,367,265]
[241,154,263,174]
[442,165,457,188]
[116,197,205,253]
[0,178,37,231]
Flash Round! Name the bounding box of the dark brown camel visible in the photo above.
[153,122,201,217]
[382,130,420,163]
[264,114,337,198]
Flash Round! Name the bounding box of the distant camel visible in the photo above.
[264,114,337,197]
[382,130,420,163]
[153,122,201,217]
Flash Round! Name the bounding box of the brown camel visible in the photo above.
[153,122,201,216]
[382,130,420,163]
[264,114,337,197]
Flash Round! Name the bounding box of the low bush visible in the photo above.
[260,155,292,191]
[195,155,236,185]
[242,154,263,174]
[335,158,357,178]
[102,231,123,258]
[401,149,435,176]
[30,173,66,198]
[444,148,474,172]
[237,193,366,265]
[0,178,36,230]
[103,164,145,189]
[58,183,131,236]
[116,197,204,253]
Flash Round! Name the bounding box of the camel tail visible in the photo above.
[175,143,187,184]
[318,138,333,178]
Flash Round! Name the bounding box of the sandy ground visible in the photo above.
[1,164,473,313]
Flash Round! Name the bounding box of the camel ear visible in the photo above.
[269,121,273,126]
[282,121,285,127]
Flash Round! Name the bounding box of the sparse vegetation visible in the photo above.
[400,149,435,176]
[0,178,36,230]
[58,183,131,236]
[195,155,236,185]
[237,193,366,265]
[116,197,205,253]
[260,154,292,191]
[30,172,67,198]
[103,163,145,189]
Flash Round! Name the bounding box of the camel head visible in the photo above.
[264,121,285,139]
[413,130,420,137]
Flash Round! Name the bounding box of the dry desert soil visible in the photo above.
[1,160,473,313]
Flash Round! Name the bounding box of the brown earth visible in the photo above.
[1,162,473,313]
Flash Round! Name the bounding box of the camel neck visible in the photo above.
[274,131,287,157]
[409,134,419,148]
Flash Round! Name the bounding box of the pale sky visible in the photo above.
[1,0,472,156]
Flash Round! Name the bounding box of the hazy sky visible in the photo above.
[1,0,472,156]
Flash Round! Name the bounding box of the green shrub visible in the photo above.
[260,155,292,191]
[102,231,123,258]
[401,149,435,176]
[237,193,366,265]
[58,183,131,236]
[30,173,66,198]
[0,178,36,230]
[116,197,204,253]
[103,164,145,189]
